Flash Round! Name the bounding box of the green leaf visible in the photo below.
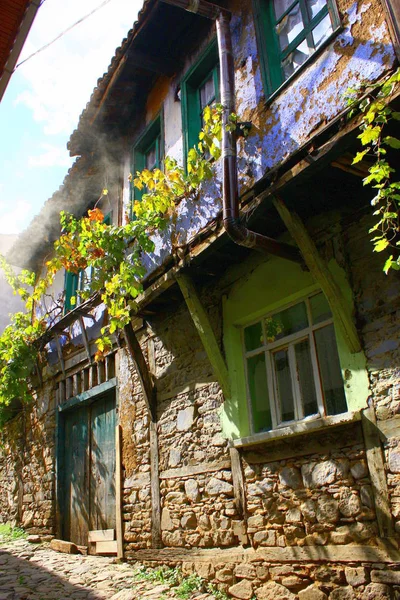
[383,255,394,274]
[373,238,389,252]
[383,136,400,149]
[352,148,370,164]
[358,125,381,145]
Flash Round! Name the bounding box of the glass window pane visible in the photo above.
[282,39,309,79]
[265,301,308,343]
[200,73,215,110]
[274,349,295,422]
[314,324,347,415]
[274,0,296,21]
[247,354,272,433]
[244,322,264,352]
[306,0,327,19]
[310,292,332,324]
[295,338,319,417]
[276,4,304,51]
[312,13,333,47]
[145,142,157,170]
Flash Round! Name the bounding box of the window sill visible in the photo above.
[231,410,361,448]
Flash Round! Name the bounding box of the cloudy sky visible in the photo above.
[0,0,143,235]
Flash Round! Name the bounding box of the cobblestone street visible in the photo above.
[0,540,217,600]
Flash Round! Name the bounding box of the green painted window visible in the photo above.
[254,0,340,96]
[181,41,219,162]
[243,292,347,433]
[131,115,163,216]
[64,212,111,313]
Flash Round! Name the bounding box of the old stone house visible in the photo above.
[1,0,400,597]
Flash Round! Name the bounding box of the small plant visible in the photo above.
[207,583,230,600]
[0,523,26,543]
[175,573,205,599]
[18,575,26,585]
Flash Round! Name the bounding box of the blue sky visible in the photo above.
[0,0,143,235]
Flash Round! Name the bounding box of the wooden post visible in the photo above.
[361,405,394,538]
[176,272,231,398]
[272,195,361,354]
[123,323,156,421]
[115,424,124,559]
[150,420,162,548]
[229,447,246,518]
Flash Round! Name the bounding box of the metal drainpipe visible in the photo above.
[161,0,302,263]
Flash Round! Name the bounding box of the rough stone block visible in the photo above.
[330,586,356,599]
[279,467,303,489]
[247,514,265,530]
[205,477,233,497]
[216,567,234,583]
[350,460,369,480]
[234,563,256,580]
[362,583,392,599]
[253,529,276,546]
[302,461,337,488]
[345,567,369,587]
[316,496,339,523]
[298,585,328,600]
[228,579,254,599]
[371,570,400,584]
[177,407,195,431]
[256,582,296,600]
[338,491,361,518]
[161,508,174,531]
[181,512,197,529]
[185,479,200,503]
[50,539,78,554]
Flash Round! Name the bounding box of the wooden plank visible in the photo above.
[58,378,117,413]
[96,540,118,554]
[123,323,156,420]
[361,406,394,538]
[272,195,361,354]
[54,334,66,377]
[115,424,124,559]
[229,447,246,519]
[88,529,115,542]
[176,272,231,399]
[78,316,92,364]
[160,459,232,480]
[150,421,162,548]
[381,0,400,59]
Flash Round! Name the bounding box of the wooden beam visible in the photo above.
[176,272,231,398]
[380,0,400,60]
[229,447,246,519]
[54,334,66,377]
[78,316,92,364]
[123,322,156,421]
[361,405,394,538]
[272,195,361,354]
[127,49,181,77]
[150,421,162,548]
[115,424,124,559]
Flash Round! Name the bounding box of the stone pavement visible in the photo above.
[0,540,217,600]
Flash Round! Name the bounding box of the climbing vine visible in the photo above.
[0,105,235,414]
[349,68,400,273]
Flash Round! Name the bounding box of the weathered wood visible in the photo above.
[124,542,399,564]
[54,334,66,377]
[58,379,117,413]
[78,316,92,364]
[88,529,115,542]
[361,406,394,538]
[381,0,400,59]
[272,195,361,354]
[150,421,162,549]
[229,447,246,519]
[95,540,118,554]
[160,459,232,480]
[115,424,124,559]
[123,322,156,421]
[50,539,79,554]
[176,272,231,399]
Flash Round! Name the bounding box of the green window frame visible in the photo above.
[64,212,111,313]
[131,115,163,216]
[253,0,341,97]
[242,291,347,434]
[181,40,219,163]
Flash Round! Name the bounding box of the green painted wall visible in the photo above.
[221,253,370,439]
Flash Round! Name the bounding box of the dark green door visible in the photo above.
[62,391,116,546]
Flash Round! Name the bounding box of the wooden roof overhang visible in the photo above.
[0,0,41,101]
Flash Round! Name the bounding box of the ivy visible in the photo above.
[348,68,400,273]
[0,105,233,415]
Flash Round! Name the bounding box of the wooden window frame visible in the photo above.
[242,292,347,434]
[181,40,219,164]
[253,0,341,99]
[131,114,164,215]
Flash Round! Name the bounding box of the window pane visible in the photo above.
[312,13,333,47]
[244,322,264,352]
[295,338,319,417]
[305,0,327,19]
[247,354,272,432]
[274,349,295,422]
[314,324,347,415]
[274,0,296,21]
[265,301,308,343]
[145,142,157,170]
[276,4,304,51]
[200,73,215,110]
[282,39,309,79]
[310,292,331,324]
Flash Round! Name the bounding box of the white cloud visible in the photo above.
[0,200,33,235]
[28,143,73,168]
[15,0,143,137]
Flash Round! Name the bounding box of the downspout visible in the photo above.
[162,0,302,264]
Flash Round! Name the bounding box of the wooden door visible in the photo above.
[62,391,116,546]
